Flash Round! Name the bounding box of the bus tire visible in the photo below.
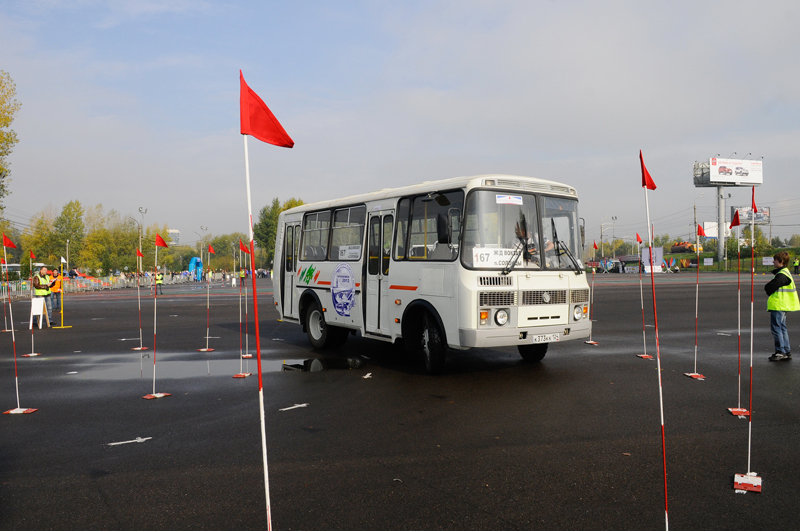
[421,312,446,374]
[304,301,342,350]
[518,343,548,362]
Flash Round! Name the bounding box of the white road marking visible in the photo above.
[108,436,152,446]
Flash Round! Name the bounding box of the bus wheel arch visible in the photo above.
[402,301,448,374]
[299,291,348,350]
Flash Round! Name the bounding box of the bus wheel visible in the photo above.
[518,343,548,362]
[421,312,446,374]
[305,301,347,350]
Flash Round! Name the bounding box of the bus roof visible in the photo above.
[281,174,578,215]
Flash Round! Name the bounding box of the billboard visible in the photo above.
[702,221,731,239]
[731,206,770,225]
[708,158,763,185]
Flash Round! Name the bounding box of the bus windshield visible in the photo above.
[462,190,583,271]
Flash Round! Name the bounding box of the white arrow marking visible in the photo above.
[108,436,152,446]
[118,338,141,341]
[363,373,372,379]
[717,332,732,336]
[279,403,308,411]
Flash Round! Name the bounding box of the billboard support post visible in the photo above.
[717,185,725,268]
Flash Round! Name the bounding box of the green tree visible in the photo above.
[253,197,303,267]
[788,234,800,247]
[0,70,21,211]
[52,200,85,260]
[742,225,770,256]
[22,207,57,264]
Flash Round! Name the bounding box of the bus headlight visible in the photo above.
[495,309,509,326]
[573,305,583,321]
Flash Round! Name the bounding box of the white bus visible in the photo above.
[274,174,591,373]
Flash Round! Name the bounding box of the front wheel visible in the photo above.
[518,343,548,362]
[421,312,447,374]
[305,301,349,350]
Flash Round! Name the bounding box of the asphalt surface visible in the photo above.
[1,274,798,530]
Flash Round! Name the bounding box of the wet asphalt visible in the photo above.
[1,274,798,530]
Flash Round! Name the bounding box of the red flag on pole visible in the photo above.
[639,150,657,190]
[1,258,5,264]
[240,71,294,148]
[208,244,215,254]
[155,234,169,248]
[593,240,598,250]
[2,233,16,249]
[137,248,144,257]
[239,239,251,254]
[751,187,757,213]
[636,233,642,244]
[730,210,741,229]
[29,250,35,259]
[697,224,706,237]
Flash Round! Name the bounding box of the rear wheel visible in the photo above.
[518,343,548,362]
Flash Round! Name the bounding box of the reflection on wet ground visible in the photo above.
[73,356,366,379]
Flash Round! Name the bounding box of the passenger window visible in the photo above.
[329,206,366,260]
[301,211,331,261]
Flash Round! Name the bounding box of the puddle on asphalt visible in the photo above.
[78,356,366,379]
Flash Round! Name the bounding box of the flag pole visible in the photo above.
[144,240,170,400]
[636,236,652,359]
[243,134,272,528]
[199,246,215,352]
[234,247,251,378]
[3,243,36,414]
[728,217,747,416]
[133,249,148,355]
[52,259,72,329]
[243,250,252,360]
[685,225,703,379]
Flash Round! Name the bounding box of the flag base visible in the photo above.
[242,354,253,358]
[233,373,252,378]
[132,346,149,351]
[734,472,762,493]
[22,353,40,357]
[143,393,172,400]
[4,407,38,414]
[2,329,15,332]
[584,340,599,345]
[198,348,215,352]
[637,354,654,359]
[684,372,705,380]
[728,407,750,417]
[52,325,72,329]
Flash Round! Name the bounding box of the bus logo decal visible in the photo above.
[331,263,356,316]
[496,195,523,205]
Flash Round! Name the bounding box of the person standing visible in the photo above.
[50,269,62,312]
[793,256,799,275]
[765,251,800,361]
[155,270,164,295]
[32,265,54,326]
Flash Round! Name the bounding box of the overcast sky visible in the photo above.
[2,0,800,248]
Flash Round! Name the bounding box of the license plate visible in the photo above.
[531,333,560,343]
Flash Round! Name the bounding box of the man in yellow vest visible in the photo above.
[765,251,800,361]
[32,265,55,326]
[155,270,164,295]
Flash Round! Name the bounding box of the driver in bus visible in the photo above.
[509,221,553,266]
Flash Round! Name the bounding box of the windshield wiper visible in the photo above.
[551,219,583,275]
[502,213,530,275]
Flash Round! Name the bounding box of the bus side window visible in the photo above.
[394,198,410,260]
[285,226,294,272]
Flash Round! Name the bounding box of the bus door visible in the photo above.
[282,223,301,318]
[365,211,394,335]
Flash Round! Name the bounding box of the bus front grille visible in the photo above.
[570,289,590,303]
[479,291,517,307]
[521,290,567,305]
[478,276,513,287]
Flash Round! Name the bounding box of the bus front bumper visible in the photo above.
[458,321,591,349]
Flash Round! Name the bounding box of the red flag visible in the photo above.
[208,244,215,254]
[751,187,757,213]
[593,240,598,250]
[639,150,657,190]
[29,249,35,259]
[697,224,706,237]
[636,233,642,244]
[239,239,251,254]
[155,234,169,248]
[2,233,16,249]
[240,71,294,148]
[1,258,5,264]
[730,210,740,229]
[137,248,144,257]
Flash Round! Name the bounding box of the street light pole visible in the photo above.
[612,216,618,259]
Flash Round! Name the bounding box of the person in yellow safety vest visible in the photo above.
[32,265,55,326]
[765,251,800,361]
[155,271,164,295]
[50,269,62,312]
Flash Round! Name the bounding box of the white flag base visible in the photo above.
[198,348,215,352]
[4,407,38,414]
[233,372,252,378]
[242,354,253,358]
[637,354,653,359]
[143,393,172,400]
[734,472,761,492]
[584,340,599,345]
[684,372,705,380]
[132,346,149,351]
[728,407,750,417]
[22,353,41,357]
